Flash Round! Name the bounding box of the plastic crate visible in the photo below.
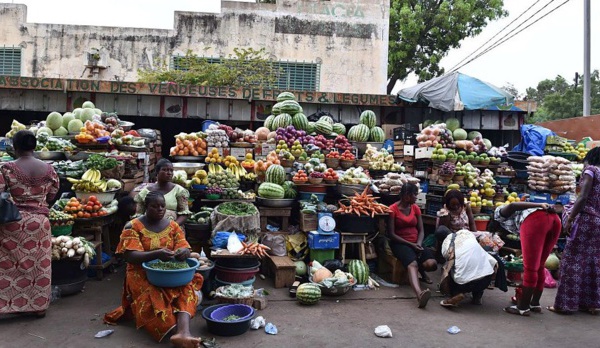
[427,184,447,195]
[415,160,432,171]
[425,194,444,203]
[310,249,336,264]
[425,201,443,216]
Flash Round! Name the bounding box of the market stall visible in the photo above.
[1,101,162,293]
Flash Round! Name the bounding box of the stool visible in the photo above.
[262,254,296,288]
[259,207,292,232]
[340,232,367,264]
[378,252,409,285]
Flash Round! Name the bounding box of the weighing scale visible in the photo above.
[317,212,336,234]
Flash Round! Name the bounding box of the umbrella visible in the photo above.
[397,72,514,112]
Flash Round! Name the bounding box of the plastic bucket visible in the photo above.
[202,120,218,131]
[475,219,490,231]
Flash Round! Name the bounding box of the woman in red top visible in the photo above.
[388,183,438,308]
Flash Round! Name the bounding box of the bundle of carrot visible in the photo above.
[239,242,271,258]
[334,186,390,217]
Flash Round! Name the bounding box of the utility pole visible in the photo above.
[583,0,591,116]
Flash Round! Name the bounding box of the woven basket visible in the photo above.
[214,286,255,306]
[100,163,125,180]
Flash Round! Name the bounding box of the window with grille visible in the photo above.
[0,47,22,76]
[171,56,320,91]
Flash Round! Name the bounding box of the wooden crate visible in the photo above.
[377,252,409,285]
[299,212,317,232]
[263,254,296,288]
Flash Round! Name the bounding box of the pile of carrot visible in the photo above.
[334,186,390,217]
[239,242,271,258]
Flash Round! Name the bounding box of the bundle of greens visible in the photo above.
[147,260,189,270]
[85,154,119,171]
[216,202,257,216]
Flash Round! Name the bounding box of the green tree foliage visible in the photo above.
[527,71,600,123]
[388,0,507,94]
[138,48,280,88]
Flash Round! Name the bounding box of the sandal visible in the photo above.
[530,305,542,313]
[546,306,572,315]
[504,305,530,316]
[417,289,431,308]
[441,293,465,308]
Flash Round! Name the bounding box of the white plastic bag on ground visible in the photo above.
[374,325,392,338]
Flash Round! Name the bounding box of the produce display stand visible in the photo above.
[72,212,116,280]
[259,206,292,232]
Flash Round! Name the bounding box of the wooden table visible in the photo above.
[72,213,116,280]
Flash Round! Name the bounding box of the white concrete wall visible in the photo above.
[0,0,389,94]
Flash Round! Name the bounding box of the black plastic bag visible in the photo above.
[323,259,345,273]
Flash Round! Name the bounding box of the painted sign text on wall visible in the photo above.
[0,76,396,106]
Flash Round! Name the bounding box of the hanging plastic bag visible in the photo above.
[261,234,287,256]
[227,233,244,254]
[544,268,557,288]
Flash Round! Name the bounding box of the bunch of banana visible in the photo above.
[244,172,257,181]
[226,164,248,180]
[208,163,223,174]
[67,169,108,193]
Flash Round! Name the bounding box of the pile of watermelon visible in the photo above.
[347,110,385,143]
[264,92,346,138]
[257,164,296,199]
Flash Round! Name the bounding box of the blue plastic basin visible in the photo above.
[142,258,199,288]
[298,192,326,201]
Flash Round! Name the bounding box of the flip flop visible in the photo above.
[546,306,572,315]
[504,305,530,316]
[418,289,431,308]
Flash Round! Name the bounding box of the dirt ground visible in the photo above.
[1,265,598,348]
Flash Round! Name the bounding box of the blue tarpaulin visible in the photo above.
[513,125,555,156]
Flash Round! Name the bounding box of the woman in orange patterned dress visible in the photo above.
[0,130,59,318]
[104,191,203,348]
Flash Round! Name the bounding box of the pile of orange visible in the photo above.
[323,168,339,182]
[75,121,110,144]
[170,136,207,157]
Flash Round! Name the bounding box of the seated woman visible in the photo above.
[388,183,437,308]
[134,158,191,226]
[438,229,498,307]
[436,189,477,235]
[104,191,203,348]
[436,189,504,256]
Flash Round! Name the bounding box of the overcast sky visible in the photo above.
[11,0,599,95]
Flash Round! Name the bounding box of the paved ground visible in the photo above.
[1,265,598,348]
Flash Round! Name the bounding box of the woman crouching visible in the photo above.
[104,191,203,347]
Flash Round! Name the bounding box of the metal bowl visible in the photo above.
[172,162,205,176]
[337,184,368,197]
[256,197,295,208]
[310,276,356,296]
[75,189,119,205]
[171,156,206,163]
[34,151,66,160]
[118,121,135,131]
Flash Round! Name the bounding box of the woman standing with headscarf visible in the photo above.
[0,130,59,317]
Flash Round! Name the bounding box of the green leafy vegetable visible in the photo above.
[85,154,119,171]
[216,202,257,216]
[148,260,189,270]
[223,314,241,322]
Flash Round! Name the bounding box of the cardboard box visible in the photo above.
[416,192,427,205]
[308,231,340,250]
[528,191,574,205]
[208,147,230,157]
[415,147,434,159]
[300,212,318,232]
[382,124,402,139]
[230,147,254,161]
[404,145,415,156]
